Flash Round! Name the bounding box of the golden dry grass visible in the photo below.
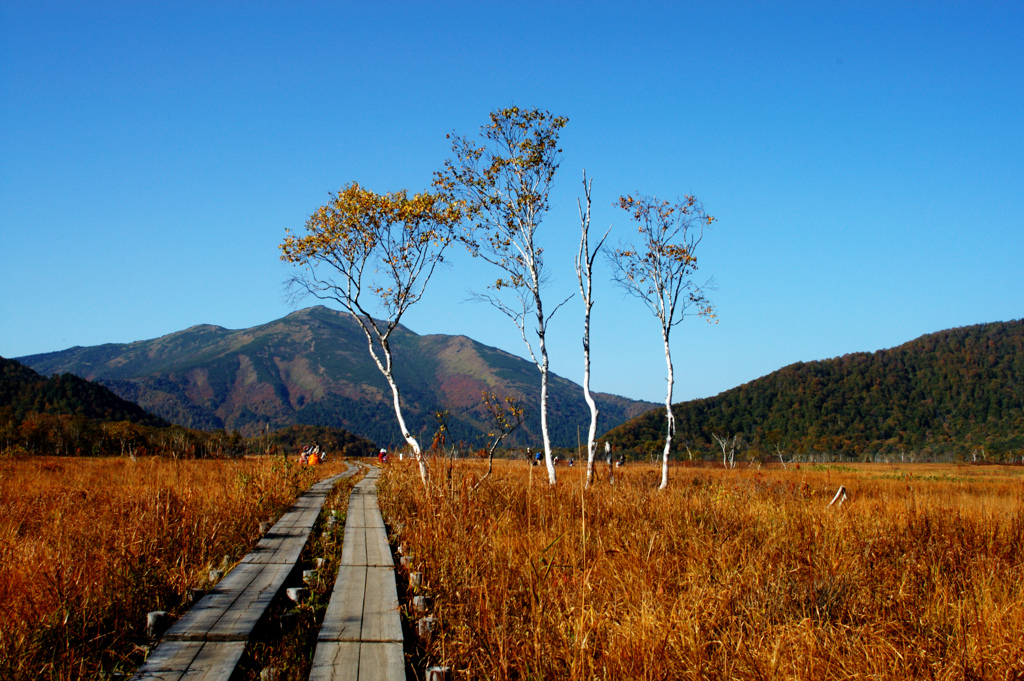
[380,460,1024,680]
[0,455,349,680]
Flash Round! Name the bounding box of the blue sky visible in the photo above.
[2,2,1022,405]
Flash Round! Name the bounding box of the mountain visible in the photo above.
[0,356,168,427]
[604,319,1024,458]
[18,306,656,447]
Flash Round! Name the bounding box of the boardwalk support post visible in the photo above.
[146,611,169,639]
[417,616,436,639]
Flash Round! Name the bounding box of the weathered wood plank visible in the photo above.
[178,641,247,680]
[311,466,404,680]
[205,563,290,641]
[364,526,392,568]
[356,642,405,681]
[318,565,366,642]
[133,466,357,681]
[308,641,360,681]
[340,525,368,567]
[133,641,246,681]
[162,564,263,640]
[133,640,204,680]
[308,641,404,681]
[360,567,402,643]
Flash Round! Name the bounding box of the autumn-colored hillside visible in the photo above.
[18,306,656,448]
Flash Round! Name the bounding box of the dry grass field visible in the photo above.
[0,455,349,680]
[380,459,1024,680]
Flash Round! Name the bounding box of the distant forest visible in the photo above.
[0,357,377,458]
[605,320,1024,461]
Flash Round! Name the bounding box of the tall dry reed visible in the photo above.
[380,460,1024,680]
[0,455,346,680]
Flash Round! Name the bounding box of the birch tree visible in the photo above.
[610,194,716,489]
[437,107,569,485]
[280,182,459,487]
[574,172,610,487]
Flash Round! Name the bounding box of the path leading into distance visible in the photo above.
[309,466,404,681]
[131,464,360,681]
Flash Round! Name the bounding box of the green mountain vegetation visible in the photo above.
[1,356,168,427]
[0,355,378,458]
[605,320,1024,461]
[17,306,657,448]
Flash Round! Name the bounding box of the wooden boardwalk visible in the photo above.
[132,466,357,681]
[309,467,404,681]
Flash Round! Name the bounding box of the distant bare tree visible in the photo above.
[713,432,739,469]
[575,172,611,488]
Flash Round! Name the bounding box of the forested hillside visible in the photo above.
[605,320,1024,460]
[1,356,168,426]
[1,356,378,458]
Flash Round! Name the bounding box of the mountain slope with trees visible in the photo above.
[1,356,168,427]
[18,306,656,448]
[605,319,1024,460]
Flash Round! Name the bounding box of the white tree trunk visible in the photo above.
[660,330,674,490]
[384,370,426,486]
[538,328,556,485]
[581,308,599,487]
[583,359,599,487]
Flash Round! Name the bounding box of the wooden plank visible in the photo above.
[132,641,246,681]
[340,525,367,567]
[205,563,290,641]
[318,565,367,642]
[133,467,357,681]
[307,642,404,681]
[178,642,247,680]
[133,640,203,680]
[364,527,392,568]
[308,641,360,681]
[360,567,402,643]
[346,493,367,527]
[357,642,405,681]
[162,564,262,640]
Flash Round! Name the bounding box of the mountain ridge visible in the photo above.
[18,306,657,448]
